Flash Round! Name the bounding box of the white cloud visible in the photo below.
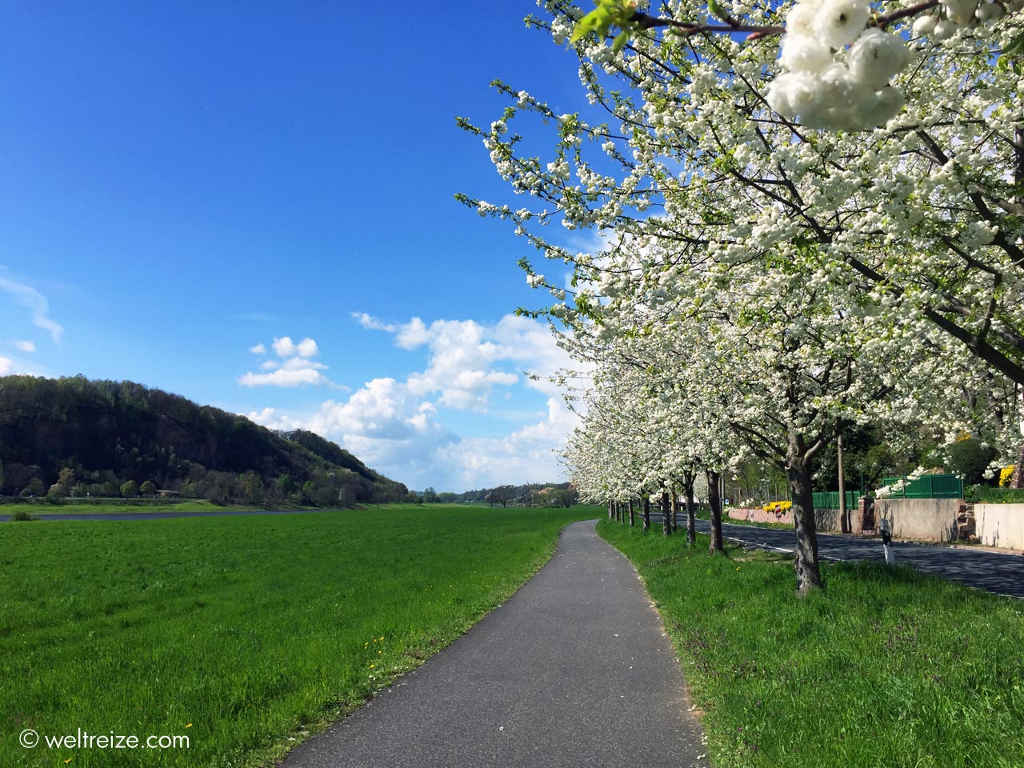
[239,367,328,388]
[241,335,329,388]
[400,314,580,410]
[395,317,431,350]
[352,312,396,332]
[0,356,11,375]
[280,357,326,371]
[296,338,319,357]
[245,312,587,490]
[244,407,305,431]
[14,340,35,353]
[436,397,577,488]
[271,336,296,357]
[247,378,460,481]
[246,387,575,491]
[353,313,431,349]
[271,336,319,358]
[0,275,63,342]
[306,379,433,440]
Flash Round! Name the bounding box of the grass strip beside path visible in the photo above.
[598,520,1024,768]
[2,504,597,767]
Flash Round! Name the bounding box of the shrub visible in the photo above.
[20,478,44,498]
[947,438,997,485]
[12,509,33,521]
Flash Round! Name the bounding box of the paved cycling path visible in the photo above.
[283,519,706,768]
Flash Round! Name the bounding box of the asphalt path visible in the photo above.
[0,508,322,522]
[671,518,1024,599]
[282,520,706,768]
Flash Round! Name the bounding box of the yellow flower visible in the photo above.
[1000,465,1016,487]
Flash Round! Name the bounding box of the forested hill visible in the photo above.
[0,375,409,505]
[450,482,577,507]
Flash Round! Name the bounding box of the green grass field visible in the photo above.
[1,500,245,517]
[598,520,1024,768]
[1,504,597,767]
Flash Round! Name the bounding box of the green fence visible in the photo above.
[811,490,861,510]
[879,474,963,499]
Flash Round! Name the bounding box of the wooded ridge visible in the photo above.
[0,375,409,506]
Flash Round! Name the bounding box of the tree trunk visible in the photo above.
[706,470,724,553]
[642,496,651,533]
[683,473,696,547]
[661,490,672,536]
[671,489,680,531]
[1012,440,1024,489]
[608,501,614,520]
[628,499,635,527]
[837,432,848,532]
[788,453,825,595]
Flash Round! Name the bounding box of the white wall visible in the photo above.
[874,498,961,543]
[974,504,1024,550]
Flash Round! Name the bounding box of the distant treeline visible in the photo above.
[416,482,578,507]
[0,375,409,506]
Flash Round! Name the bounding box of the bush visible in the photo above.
[120,480,139,498]
[20,478,44,498]
[947,438,997,485]
[12,509,33,521]
[965,485,1024,504]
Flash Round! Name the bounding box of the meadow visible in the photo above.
[1,504,596,767]
[598,520,1024,768]
[0,500,244,517]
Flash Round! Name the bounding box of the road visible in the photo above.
[678,518,1024,599]
[282,520,706,768]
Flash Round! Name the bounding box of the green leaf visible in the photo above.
[612,30,630,53]
[997,30,1024,71]
[707,0,729,22]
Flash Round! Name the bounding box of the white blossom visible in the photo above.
[848,29,911,89]
[813,0,870,49]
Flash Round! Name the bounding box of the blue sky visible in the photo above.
[0,1,595,491]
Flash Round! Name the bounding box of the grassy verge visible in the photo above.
[718,511,794,531]
[2,504,597,767]
[0,500,253,516]
[597,520,1024,768]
